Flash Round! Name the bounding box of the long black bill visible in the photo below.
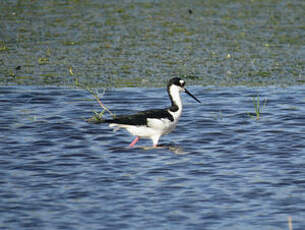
[185,88,201,103]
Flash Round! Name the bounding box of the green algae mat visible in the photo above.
[0,0,304,87]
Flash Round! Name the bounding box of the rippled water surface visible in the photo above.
[1,86,305,230]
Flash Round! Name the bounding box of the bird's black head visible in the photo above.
[167,77,201,103]
[168,77,185,88]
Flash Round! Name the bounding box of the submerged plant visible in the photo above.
[69,66,73,76]
[87,110,106,123]
[38,57,49,65]
[249,95,267,120]
[0,41,8,52]
[74,80,115,123]
[38,48,52,65]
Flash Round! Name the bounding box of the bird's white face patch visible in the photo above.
[179,80,185,86]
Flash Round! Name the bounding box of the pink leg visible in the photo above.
[128,136,139,147]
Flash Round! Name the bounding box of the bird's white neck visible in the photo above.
[168,84,183,112]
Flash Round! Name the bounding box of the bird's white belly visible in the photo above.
[147,118,177,135]
[109,118,177,139]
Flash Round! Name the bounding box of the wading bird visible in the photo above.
[102,77,201,147]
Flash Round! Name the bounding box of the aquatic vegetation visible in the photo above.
[62,41,78,46]
[87,89,116,122]
[87,110,106,123]
[0,41,8,52]
[249,95,267,120]
[0,0,304,87]
[74,81,115,122]
[69,66,74,76]
[38,57,49,65]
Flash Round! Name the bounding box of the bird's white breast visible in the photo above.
[147,116,176,135]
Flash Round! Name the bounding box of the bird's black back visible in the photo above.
[104,108,174,126]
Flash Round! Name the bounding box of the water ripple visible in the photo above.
[0,86,305,229]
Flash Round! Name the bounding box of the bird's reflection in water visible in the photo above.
[109,143,187,154]
[139,144,186,155]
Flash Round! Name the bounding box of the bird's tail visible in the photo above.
[86,116,113,124]
[87,116,121,132]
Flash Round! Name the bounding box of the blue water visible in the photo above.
[1,86,305,229]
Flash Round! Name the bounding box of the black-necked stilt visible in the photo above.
[102,77,201,147]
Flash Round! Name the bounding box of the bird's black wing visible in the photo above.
[104,108,174,126]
